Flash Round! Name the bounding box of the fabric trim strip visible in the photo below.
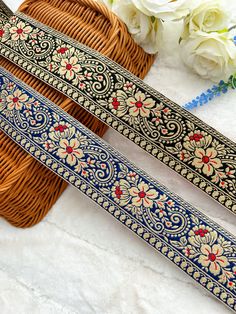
[0,12,236,214]
[0,67,236,311]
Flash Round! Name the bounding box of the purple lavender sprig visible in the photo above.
[183,74,236,110]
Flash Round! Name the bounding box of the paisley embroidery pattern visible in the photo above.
[0,68,236,311]
[0,13,236,213]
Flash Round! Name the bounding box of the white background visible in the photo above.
[1,1,236,313]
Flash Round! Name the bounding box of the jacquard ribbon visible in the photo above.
[0,67,236,311]
[0,10,236,214]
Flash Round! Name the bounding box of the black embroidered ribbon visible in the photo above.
[0,67,236,311]
[0,11,235,214]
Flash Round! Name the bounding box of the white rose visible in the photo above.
[180,31,236,81]
[182,0,232,40]
[131,0,196,21]
[112,0,162,54]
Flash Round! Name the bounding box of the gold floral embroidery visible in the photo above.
[192,147,222,176]
[183,130,212,151]
[129,181,158,208]
[126,91,155,117]
[6,89,28,110]
[57,138,84,166]
[58,56,81,81]
[9,21,32,41]
[198,244,229,276]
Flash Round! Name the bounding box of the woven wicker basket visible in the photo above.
[0,0,155,228]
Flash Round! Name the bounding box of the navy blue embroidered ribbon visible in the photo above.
[0,67,236,311]
[0,12,236,214]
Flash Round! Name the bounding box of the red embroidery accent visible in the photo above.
[16,28,23,34]
[194,228,208,237]
[180,152,185,161]
[112,98,120,110]
[13,97,19,103]
[66,146,73,154]
[115,186,123,199]
[135,101,143,108]
[138,191,146,198]
[208,253,216,262]
[0,29,4,37]
[190,134,203,142]
[66,64,72,70]
[57,47,68,54]
[186,248,191,256]
[55,125,68,132]
[202,156,210,164]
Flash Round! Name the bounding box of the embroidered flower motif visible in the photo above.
[127,171,138,183]
[9,21,32,41]
[43,140,55,151]
[75,161,87,173]
[123,81,135,92]
[189,225,210,237]
[58,56,81,80]
[198,244,229,275]
[6,82,15,91]
[108,90,128,117]
[126,91,155,117]
[152,116,163,126]
[129,181,158,208]
[58,138,84,166]
[6,89,28,110]
[225,166,235,178]
[183,131,212,150]
[178,149,191,162]
[52,45,75,62]
[192,147,222,176]
[49,122,75,141]
[188,225,217,246]
[184,245,196,258]
[111,180,131,206]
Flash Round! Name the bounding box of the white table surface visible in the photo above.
[1,1,236,313]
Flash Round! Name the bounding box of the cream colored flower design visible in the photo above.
[58,138,84,166]
[108,90,128,117]
[188,225,217,246]
[112,179,131,206]
[183,131,212,151]
[178,150,191,162]
[192,147,222,176]
[49,122,75,141]
[129,181,158,208]
[198,244,229,275]
[6,89,29,110]
[126,91,155,117]
[52,45,75,62]
[58,56,81,80]
[10,21,32,41]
